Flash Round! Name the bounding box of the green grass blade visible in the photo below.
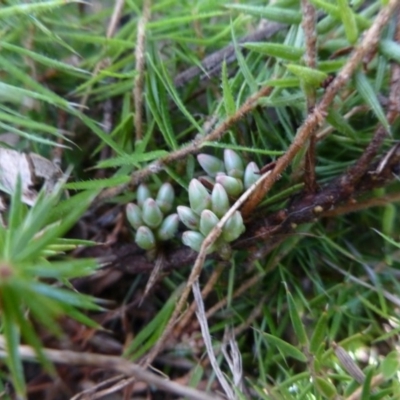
[243,43,304,62]
[354,70,391,134]
[0,0,80,18]
[262,332,307,362]
[64,176,130,190]
[337,0,359,44]
[226,4,302,24]
[96,151,168,168]
[222,61,236,116]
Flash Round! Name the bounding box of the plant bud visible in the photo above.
[197,154,225,177]
[156,182,175,213]
[189,179,211,215]
[137,183,151,207]
[211,183,230,218]
[216,175,243,197]
[135,226,156,250]
[142,198,163,228]
[126,203,143,230]
[177,205,200,230]
[199,209,219,237]
[222,211,245,242]
[182,230,215,253]
[157,213,179,241]
[224,149,244,178]
[182,231,205,252]
[244,162,260,189]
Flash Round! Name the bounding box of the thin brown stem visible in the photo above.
[0,341,222,400]
[134,0,151,142]
[79,0,125,109]
[342,9,400,186]
[143,167,275,366]
[321,192,400,217]
[241,0,400,216]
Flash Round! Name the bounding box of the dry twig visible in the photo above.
[0,341,222,400]
[241,0,400,216]
[144,169,274,366]
[133,0,151,142]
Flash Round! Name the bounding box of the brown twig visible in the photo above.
[335,9,400,187]
[79,0,126,109]
[193,236,300,331]
[246,142,400,247]
[0,342,222,400]
[84,135,400,280]
[71,374,126,400]
[133,0,151,142]
[144,168,275,366]
[241,0,400,217]
[321,192,400,217]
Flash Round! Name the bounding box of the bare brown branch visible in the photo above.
[0,342,222,400]
[241,0,400,216]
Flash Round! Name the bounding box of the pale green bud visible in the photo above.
[157,213,179,241]
[177,205,200,230]
[126,203,143,230]
[135,226,156,250]
[197,154,225,177]
[182,231,215,253]
[224,149,244,178]
[216,175,243,197]
[189,179,211,215]
[142,198,163,228]
[137,184,151,207]
[244,162,260,189]
[199,209,219,237]
[182,230,205,252]
[211,183,230,218]
[156,182,175,213]
[222,211,245,242]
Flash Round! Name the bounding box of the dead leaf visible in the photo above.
[0,148,62,205]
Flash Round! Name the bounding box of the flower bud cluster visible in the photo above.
[179,150,259,253]
[126,183,178,250]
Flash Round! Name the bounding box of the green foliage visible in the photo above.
[1,0,400,398]
[0,181,100,395]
